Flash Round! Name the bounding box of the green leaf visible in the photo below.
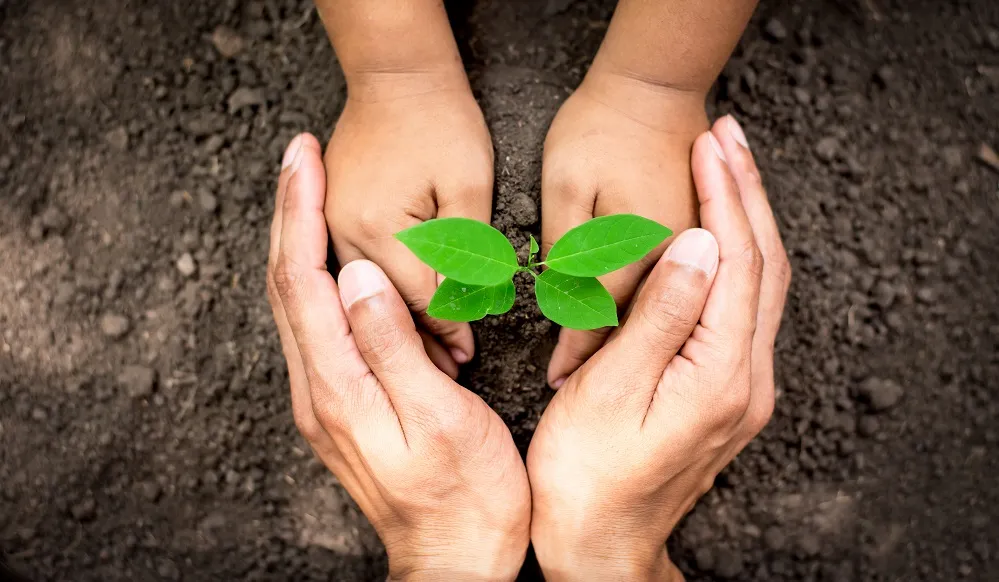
[487,279,516,315]
[534,270,618,330]
[529,235,539,256]
[428,279,495,322]
[396,218,519,286]
[545,214,672,277]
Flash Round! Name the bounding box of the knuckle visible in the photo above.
[744,400,775,437]
[356,207,389,241]
[307,370,362,433]
[272,256,304,302]
[265,267,280,306]
[641,286,702,341]
[355,311,408,363]
[457,169,492,199]
[746,242,766,281]
[731,238,764,282]
[292,406,325,443]
[776,253,793,294]
[763,243,792,286]
[691,337,753,424]
[711,381,752,425]
[738,155,764,186]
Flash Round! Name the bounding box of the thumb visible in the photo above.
[338,260,460,423]
[586,229,719,400]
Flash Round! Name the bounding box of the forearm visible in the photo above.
[583,0,756,127]
[593,0,757,93]
[315,0,468,99]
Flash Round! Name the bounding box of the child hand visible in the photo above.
[528,119,790,580]
[268,135,530,581]
[323,74,493,375]
[541,74,711,387]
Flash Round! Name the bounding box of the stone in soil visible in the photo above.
[508,192,538,226]
[764,18,788,42]
[40,206,70,235]
[211,26,245,58]
[106,126,129,151]
[177,253,198,277]
[856,377,904,412]
[99,313,131,339]
[228,87,266,112]
[118,365,156,399]
[815,137,839,163]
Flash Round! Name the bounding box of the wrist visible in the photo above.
[577,62,709,136]
[532,522,674,582]
[385,526,527,582]
[535,545,675,582]
[317,0,470,103]
[345,63,472,104]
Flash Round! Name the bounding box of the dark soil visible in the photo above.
[2,0,999,580]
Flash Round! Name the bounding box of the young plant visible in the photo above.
[395,214,671,330]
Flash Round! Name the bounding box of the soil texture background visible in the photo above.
[2,0,999,580]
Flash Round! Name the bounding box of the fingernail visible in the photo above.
[708,133,727,163]
[450,348,469,364]
[282,135,303,170]
[666,228,719,274]
[552,377,567,389]
[339,261,388,308]
[436,273,446,287]
[727,115,750,150]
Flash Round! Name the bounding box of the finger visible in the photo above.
[333,236,460,378]
[711,116,790,347]
[363,243,466,367]
[417,176,497,365]
[268,135,322,441]
[548,197,692,389]
[420,329,460,380]
[547,327,606,388]
[272,134,375,433]
[541,168,600,387]
[338,259,463,426]
[712,116,791,435]
[688,132,763,351]
[578,228,719,407]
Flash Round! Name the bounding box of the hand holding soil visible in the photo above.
[267,136,531,581]
[323,76,494,379]
[541,71,709,387]
[528,118,790,580]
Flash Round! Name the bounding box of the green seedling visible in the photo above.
[395,214,671,330]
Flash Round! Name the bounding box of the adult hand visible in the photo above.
[541,72,710,387]
[268,135,530,581]
[324,72,493,376]
[528,117,791,580]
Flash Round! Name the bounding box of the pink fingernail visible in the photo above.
[282,135,303,170]
[666,228,719,274]
[709,133,727,163]
[339,260,388,308]
[451,348,470,364]
[552,377,566,389]
[728,116,750,150]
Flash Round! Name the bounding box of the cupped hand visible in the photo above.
[324,72,494,376]
[528,117,791,580]
[268,135,530,581]
[542,72,713,387]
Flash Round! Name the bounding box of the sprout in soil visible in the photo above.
[395,214,671,330]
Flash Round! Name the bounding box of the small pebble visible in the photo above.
[100,313,131,339]
[177,253,198,277]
